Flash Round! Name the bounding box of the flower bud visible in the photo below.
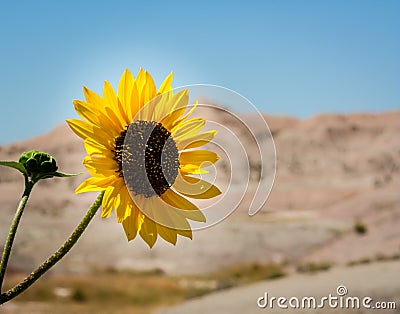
[18,150,58,177]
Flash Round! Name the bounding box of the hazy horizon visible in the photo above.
[1,0,399,144]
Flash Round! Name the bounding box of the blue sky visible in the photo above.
[0,0,399,144]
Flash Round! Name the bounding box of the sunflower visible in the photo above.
[67,69,220,247]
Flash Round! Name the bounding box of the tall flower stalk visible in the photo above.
[0,150,83,304]
[0,191,103,304]
[0,178,34,291]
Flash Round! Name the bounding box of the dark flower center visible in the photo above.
[113,120,180,198]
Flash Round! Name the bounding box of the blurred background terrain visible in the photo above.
[0,110,399,313]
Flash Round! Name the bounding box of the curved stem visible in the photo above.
[0,191,104,304]
[0,178,34,290]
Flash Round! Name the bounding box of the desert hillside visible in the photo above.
[0,111,399,276]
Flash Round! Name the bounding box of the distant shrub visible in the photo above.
[391,253,400,260]
[354,221,367,235]
[297,262,332,273]
[104,266,118,274]
[216,279,236,291]
[359,257,371,264]
[185,287,215,299]
[71,288,87,302]
[347,261,357,267]
[347,257,374,267]
[375,253,389,261]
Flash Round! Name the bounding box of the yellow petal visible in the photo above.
[122,206,143,241]
[101,193,114,218]
[132,194,159,247]
[172,101,198,127]
[83,86,103,108]
[101,180,123,218]
[133,194,193,232]
[141,71,156,108]
[84,138,109,156]
[179,150,219,166]
[118,69,134,121]
[66,119,112,148]
[75,175,117,194]
[179,164,209,175]
[150,196,193,230]
[104,80,130,127]
[103,81,118,111]
[173,174,221,199]
[176,228,192,239]
[122,216,138,241]
[172,118,205,140]
[102,98,126,132]
[85,166,116,178]
[135,68,147,95]
[73,100,101,126]
[117,99,131,126]
[152,90,173,122]
[83,156,117,177]
[159,90,188,130]
[157,72,173,94]
[176,130,218,150]
[161,189,206,222]
[115,186,132,222]
[157,224,177,245]
[139,216,158,248]
[129,80,140,120]
[73,99,119,134]
[137,90,160,121]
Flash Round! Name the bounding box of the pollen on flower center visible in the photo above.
[113,120,180,198]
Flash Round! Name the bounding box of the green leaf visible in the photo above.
[31,171,82,183]
[0,161,28,176]
[50,172,83,178]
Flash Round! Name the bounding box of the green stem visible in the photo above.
[0,178,34,291]
[0,191,104,304]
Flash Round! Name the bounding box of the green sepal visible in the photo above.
[0,161,28,177]
[52,172,83,178]
[32,171,82,182]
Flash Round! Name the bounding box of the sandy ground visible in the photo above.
[159,261,400,314]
